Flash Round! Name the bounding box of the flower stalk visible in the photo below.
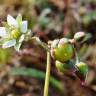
[32,37,50,51]
[44,42,51,96]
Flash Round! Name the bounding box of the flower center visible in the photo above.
[11,29,20,39]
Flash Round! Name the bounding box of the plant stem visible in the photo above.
[44,50,51,96]
[32,37,50,51]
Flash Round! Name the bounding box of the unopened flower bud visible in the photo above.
[74,32,85,42]
[51,39,59,49]
[75,62,88,83]
[51,38,74,62]
[55,60,76,74]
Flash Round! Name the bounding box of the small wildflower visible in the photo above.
[0,14,31,51]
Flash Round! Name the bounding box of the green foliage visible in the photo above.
[9,67,64,92]
[0,48,11,64]
[82,11,96,25]
[29,0,49,9]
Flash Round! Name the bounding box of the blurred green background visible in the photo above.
[0,0,96,96]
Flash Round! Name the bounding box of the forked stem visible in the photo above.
[32,37,51,96]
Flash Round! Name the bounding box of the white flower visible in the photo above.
[0,14,30,51]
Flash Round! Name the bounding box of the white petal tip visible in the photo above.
[20,21,28,33]
[7,15,18,27]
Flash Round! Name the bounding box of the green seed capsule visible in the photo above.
[55,60,76,74]
[51,38,74,62]
[75,62,88,82]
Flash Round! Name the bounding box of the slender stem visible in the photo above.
[32,37,51,96]
[32,37,50,51]
[44,50,51,96]
[74,47,80,64]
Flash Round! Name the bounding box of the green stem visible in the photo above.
[32,37,51,96]
[32,37,50,51]
[74,47,80,64]
[44,51,51,96]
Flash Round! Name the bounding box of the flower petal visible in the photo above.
[20,21,28,33]
[16,14,22,26]
[14,42,22,51]
[19,34,25,43]
[0,27,9,38]
[2,39,16,48]
[7,15,18,28]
